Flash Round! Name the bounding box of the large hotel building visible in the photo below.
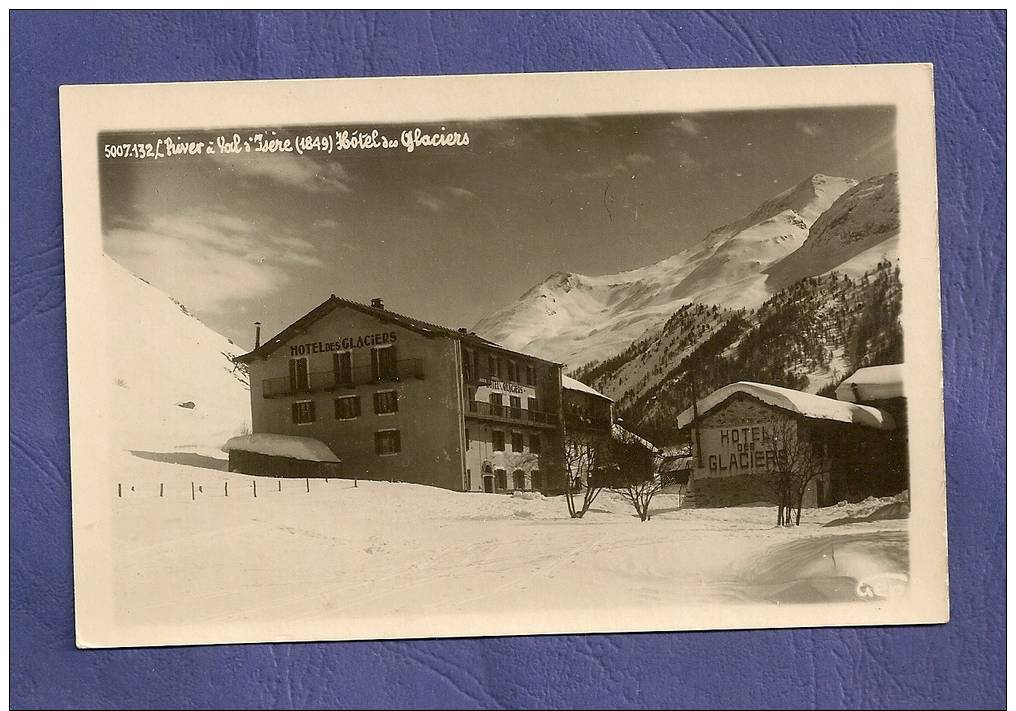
[233,295,615,493]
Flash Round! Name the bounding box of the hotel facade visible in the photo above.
[234,295,614,494]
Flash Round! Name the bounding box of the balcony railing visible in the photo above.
[262,359,424,398]
[466,400,559,427]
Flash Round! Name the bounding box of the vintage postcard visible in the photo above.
[59,65,948,648]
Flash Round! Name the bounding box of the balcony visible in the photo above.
[465,400,560,428]
[262,359,424,398]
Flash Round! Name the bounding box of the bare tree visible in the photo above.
[561,436,606,518]
[768,420,831,526]
[602,432,664,523]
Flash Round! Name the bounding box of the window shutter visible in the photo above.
[354,396,361,417]
[291,402,299,422]
[308,401,316,421]
[289,359,298,391]
[373,392,381,414]
[371,348,379,381]
[394,430,401,452]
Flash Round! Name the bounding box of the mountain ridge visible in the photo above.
[472,172,879,369]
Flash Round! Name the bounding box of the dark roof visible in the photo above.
[235,295,562,366]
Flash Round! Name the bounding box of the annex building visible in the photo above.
[676,369,906,509]
[232,295,620,494]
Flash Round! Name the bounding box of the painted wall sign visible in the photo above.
[698,423,793,478]
[289,332,398,357]
[486,377,524,394]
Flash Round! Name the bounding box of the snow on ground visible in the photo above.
[111,448,909,632]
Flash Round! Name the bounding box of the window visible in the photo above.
[292,400,315,425]
[289,357,309,392]
[488,355,496,377]
[495,469,507,490]
[374,390,399,415]
[492,430,505,451]
[529,433,541,454]
[466,469,471,490]
[333,351,353,386]
[512,470,526,490]
[528,397,538,412]
[334,395,361,420]
[495,358,503,379]
[508,361,518,382]
[525,365,535,386]
[371,345,398,382]
[375,429,401,455]
[489,392,504,416]
[511,432,524,453]
[463,349,473,381]
[465,429,470,450]
[509,395,522,418]
[531,470,542,490]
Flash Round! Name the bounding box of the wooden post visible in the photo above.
[253,480,257,498]
[278,479,282,492]
[159,482,164,497]
[690,373,704,469]
[224,481,228,497]
[191,482,195,501]
[305,478,310,493]
[117,483,122,498]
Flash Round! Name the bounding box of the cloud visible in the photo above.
[795,121,823,137]
[210,152,352,193]
[563,153,657,182]
[414,186,475,212]
[671,117,702,136]
[624,153,655,168]
[676,150,699,170]
[105,207,324,313]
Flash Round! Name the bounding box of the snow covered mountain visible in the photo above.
[103,255,251,452]
[473,174,860,368]
[765,173,899,292]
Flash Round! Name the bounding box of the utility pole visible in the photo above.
[690,372,704,469]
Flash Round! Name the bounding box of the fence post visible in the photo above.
[253,480,257,498]
[159,482,164,498]
[225,481,229,497]
[278,479,282,492]
[117,483,122,498]
[191,482,195,501]
[306,478,310,493]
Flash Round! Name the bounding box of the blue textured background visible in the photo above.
[10,11,1005,709]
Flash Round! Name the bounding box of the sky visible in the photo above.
[100,106,896,348]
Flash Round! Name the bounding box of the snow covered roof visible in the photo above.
[223,434,341,463]
[562,375,613,401]
[612,422,660,453]
[835,364,904,403]
[676,381,895,431]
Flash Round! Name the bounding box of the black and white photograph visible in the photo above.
[60,66,948,647]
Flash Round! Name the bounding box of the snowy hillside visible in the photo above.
[579,261,903,444]
[766,173,899,291]
[473,174,857,369]
[103,255,250,452]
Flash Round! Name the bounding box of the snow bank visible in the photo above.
[835,364,904,402]
[223,434,340,463]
